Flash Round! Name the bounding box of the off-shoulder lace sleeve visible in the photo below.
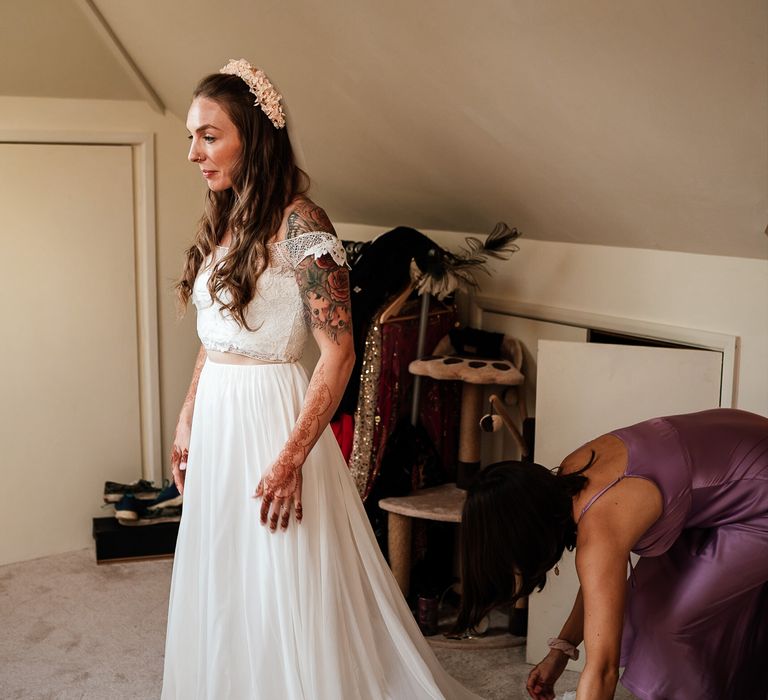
[272,231,350,270]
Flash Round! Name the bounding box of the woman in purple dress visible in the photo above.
[457,408,768,700]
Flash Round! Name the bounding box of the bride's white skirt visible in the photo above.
[162,360,478,700]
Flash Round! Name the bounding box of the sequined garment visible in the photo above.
[348,303,459,501]
[348,314,384,496]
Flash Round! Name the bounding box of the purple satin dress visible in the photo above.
[604,409,768,700]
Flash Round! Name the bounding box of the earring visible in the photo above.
[554,564,560,576]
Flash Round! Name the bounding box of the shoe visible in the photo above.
[146,481,182,510]
[103,479,161,503]
[117,505,182,527]
[113,494,151,521]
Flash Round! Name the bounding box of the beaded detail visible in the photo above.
[348,315,385,497]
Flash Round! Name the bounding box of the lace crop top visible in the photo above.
[192,232,348,362]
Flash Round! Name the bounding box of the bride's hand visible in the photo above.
[170,418,191,495]
[255,453,304,531]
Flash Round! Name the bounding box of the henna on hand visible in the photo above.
[261,448,302,497]
[280,503,291,530]
[262,367,332,492]
[181,345,207,418]
[170,442,189,494]
[256,365,334,527]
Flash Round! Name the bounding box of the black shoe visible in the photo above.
[146,481,182,509]
[117,505,182,527]
[103,479,162,503]
[113,494,151,521]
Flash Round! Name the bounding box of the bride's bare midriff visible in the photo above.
[206,350,287,365]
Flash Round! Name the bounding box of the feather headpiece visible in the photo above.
[410,223,521,299]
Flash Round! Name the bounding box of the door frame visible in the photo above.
[470,295,738,408]
[1,129,162,482]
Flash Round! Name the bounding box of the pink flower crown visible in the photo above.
[219,59,286,129]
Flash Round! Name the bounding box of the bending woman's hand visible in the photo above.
[170,418,191,495]
[526,650,569,700]
[255,446,304,531]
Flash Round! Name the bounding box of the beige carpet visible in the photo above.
[0,548,636,699]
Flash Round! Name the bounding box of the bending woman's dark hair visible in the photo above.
[455,458,591,632]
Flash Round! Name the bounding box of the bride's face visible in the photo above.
[186,97,243,192]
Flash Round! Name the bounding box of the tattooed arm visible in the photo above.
[170,344,207,495]
[284,196,338,239]
[256,204,354,531]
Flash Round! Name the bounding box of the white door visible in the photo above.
[526,340,723,668]
[0,143,141,565]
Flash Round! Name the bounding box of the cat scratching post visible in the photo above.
[409,335,525,488]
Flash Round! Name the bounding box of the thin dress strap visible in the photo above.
[576,473,638,588]
[577,475,625,523]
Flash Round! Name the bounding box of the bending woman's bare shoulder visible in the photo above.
[559,434,626,488]
[574,442,663,551]
[560,434,624,472]
[562,434,661,539]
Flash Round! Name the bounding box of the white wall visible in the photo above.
[1,89,761,497]
[0,96,204,482]
[336,223,768,415]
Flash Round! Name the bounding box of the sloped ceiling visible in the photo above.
[0,1,141,100]
[5,1,767,258]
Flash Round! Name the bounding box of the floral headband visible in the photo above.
[219,58,286,129]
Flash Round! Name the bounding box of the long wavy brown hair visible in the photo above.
[175,72,309,329]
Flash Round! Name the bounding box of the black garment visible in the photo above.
[338,227,444,417]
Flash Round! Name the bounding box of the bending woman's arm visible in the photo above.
[574,477,661,700]
[574,537,627,699]
[255,240,354,530]
[557,586,585,651]
[527,588,584,699]
[170,344,207,494]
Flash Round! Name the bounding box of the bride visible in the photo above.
[161,59,479,699]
